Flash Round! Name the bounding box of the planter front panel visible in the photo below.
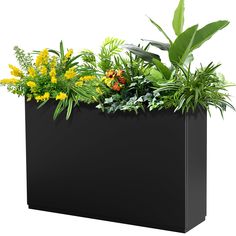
[25,101,206,232]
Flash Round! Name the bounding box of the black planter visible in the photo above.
[25,100,207,233]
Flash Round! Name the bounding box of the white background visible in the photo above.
[0,0,235,235]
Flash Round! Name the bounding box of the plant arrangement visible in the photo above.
[0,0,234,119]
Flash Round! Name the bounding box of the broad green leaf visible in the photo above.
[123,44,161,62]
[153,58,171,80]
[191,20,230,51]
[141,39,170,51]
[172,0,185,36]
[148,17,173,44]
[146,69,163,85]
[169,25,198,65]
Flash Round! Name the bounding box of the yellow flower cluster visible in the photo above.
[65,67,76,79]
[75,75,96,87]
[75,81,83,87]
[28,67,36,77]
[27,81,36,88]
[102,77,113,87]
[40,66,48,75]
[36,49,49,67]
[65,49,73,59]
[0,78,19,85]
[56,92,68,100]
[35,92,50,102]
[80,75,96,82]
[50,56,57,68]
[8,64,23,77]
[49,68,57,83]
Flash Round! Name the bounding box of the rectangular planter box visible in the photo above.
[25,100,207,233]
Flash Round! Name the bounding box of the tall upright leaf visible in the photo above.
[172,0,185,36]
[191,20,230,51]
[169,25,198,65]
[148,17,173,45]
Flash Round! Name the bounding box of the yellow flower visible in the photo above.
[28,67,36,77]
[35,49,49,67]
[8,64,23,77]
[102,77,113,87]
[65,67,76,79]
[40,66,48,75]
[96,87,103,95]
[50,56,57,68]
[27,81,36,88]
[75,81,83,87]
[0,78,19,85]
[35,92,50,102]
[65,49,73,59]
[51,77,57,84]
[49,68,56,78]
[80,75,96,82]
[56,92,68,100]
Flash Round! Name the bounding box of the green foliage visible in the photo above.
[152,63,235,116]
[122,44,161,62]
[14,46,33,71]
[1,1,234,119]
[172,0,185,36]
[191,20,230,51]
[169,25,198,65]
[98,37,125,72]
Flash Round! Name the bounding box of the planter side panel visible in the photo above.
[26,101,188,232]
[185,110,207,231]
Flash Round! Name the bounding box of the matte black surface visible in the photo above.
[25,100,207,232]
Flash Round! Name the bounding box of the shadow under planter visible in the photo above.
[25,100,207,233]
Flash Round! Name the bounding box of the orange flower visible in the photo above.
[116,70,124,77]
[112,82,121,91]
[118,77,126,84]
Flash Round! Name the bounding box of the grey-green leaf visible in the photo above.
[122,44,161,62]
[191,20,230,51]
[141,39,170,51]
[172,0,185,36]
[169,25,198,65]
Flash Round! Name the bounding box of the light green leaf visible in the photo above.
[172,0,185,36]
[169,25,198,65]
[148,17,173,45]
[191,20,230,51]
[153,58,171,80]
